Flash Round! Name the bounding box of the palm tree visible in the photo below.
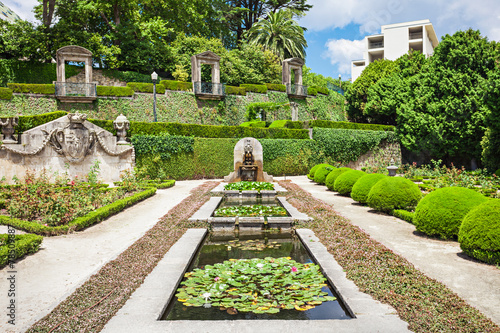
[246,10,307,61]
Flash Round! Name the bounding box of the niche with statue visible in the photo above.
[224,137,273,183]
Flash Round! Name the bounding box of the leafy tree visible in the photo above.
[246,10,307,61]
[224,0,311,42]
[345,59,398,122]
[396,29,499,166]
[481,61,500,171]
[364,51,427,125]
[302,66,337,87]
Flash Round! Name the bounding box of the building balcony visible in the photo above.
[286,83,308,99]
[409,32,423,40]
[368,42,384,49]
[193,81,225,100]
[54,82,97,103]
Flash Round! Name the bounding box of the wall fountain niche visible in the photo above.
[282,57,308,99]
[224,137,273,183]
[191,51,225,100]
[0,113,134,183]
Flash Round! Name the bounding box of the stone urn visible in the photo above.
[113,114,130,144]
[0,116,19,144]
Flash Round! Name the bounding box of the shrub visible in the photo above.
[240,84,267,94]
[316,86,329,95]
[414,187,488,239]
[367,177,422,212]
[0,87,13,100]
[284,121,304,129]
[308,163,330,180]
[96,86,134,97]
[7,83,55,94]
[17,111,69,133]
[313,165,335,184]
[459,199,500,265]
[351,173,387,204]
[333,169,366,196]
[269,120,288,128]
[495,169,500,177]
[325,167,351,190]
[0,234,44,268]
[126,82,165,94]
[392,209,415,223]
[307,86,318,96]
[103,69,155,83]
[309,120,395,132]
[160,80,193,91]
[226,85,246,96]
[265,83,286,92]
[246,102,290,121]
[240,121,267,128]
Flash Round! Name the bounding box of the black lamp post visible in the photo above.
[151,71,158,122]
[338,74,342,88]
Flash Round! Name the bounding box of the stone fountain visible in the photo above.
[224,137,273,183]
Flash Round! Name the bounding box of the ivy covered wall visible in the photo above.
[0,90,346,126]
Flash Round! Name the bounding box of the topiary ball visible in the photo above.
[308,164,330,180]
[325,167,351,191]
[313,165,336,184]
[458,199,500,265]
[413,187,488,239]
[495,168,500,177]
[333,170,366,196]
[367,177,422,212]
[351,173,387,204]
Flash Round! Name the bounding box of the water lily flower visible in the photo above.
[291,266,298,273]
[214,277,220,282]
[256,263,264,269]
[202,292,211,302]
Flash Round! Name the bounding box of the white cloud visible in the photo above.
[301,0,500,40]
[2,0,38,23]
[323,39,364,75]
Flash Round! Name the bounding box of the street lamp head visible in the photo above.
[151,71,158,82]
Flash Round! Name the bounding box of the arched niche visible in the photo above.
[282,58,307,98]
[190,51,224,99]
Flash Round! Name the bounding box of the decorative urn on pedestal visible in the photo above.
[113,114,130,144]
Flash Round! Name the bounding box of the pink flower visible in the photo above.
[291,266,298,273]
[67,180,75,186]
[214,277,220,282]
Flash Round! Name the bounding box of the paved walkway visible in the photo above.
[282,176,500,326]
[0,180,207,333]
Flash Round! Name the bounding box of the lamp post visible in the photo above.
[151,71,158,122]
[338,74,342,88]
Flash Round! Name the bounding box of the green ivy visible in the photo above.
[131,134,194,160]
[313,128,396,163]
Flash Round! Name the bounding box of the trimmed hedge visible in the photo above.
[367,177,422,212]
[0,187,157,236]
[17,111,69,133]
[351,173,387,204]
[126,82,166,94]
[240,121,267,128]
[333,169,366,196]
[226,85,246,96]
[325,167,352,191]
[160,80,193,91]
[459,199,500,265]
[284,121,304,129]
[314,165,335,184]
[269,120,288,128]
[392,209,415,224]
[103,69,155,83]
[414,187,488,239]
[308,163,331,180]
[240,84,267,94]
[0,233,44,268]
[309,120,395,132]
[265,83,286,92]
[7,83,55,95]
[96,86,134,97]
[0,87,13,100]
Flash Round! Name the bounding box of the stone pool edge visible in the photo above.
[102,228,411,333]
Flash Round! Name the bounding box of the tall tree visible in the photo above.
[246,10,307,61]
[225,0,311,42]
[396,29,499,167]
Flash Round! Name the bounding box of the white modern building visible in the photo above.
[351,19,439,81]
[0,1,21,23]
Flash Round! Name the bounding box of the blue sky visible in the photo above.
[3,0,500,81]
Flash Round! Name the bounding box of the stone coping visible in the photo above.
[210,182,287,195]
[102,228,410,333]
[188,196,310,223]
